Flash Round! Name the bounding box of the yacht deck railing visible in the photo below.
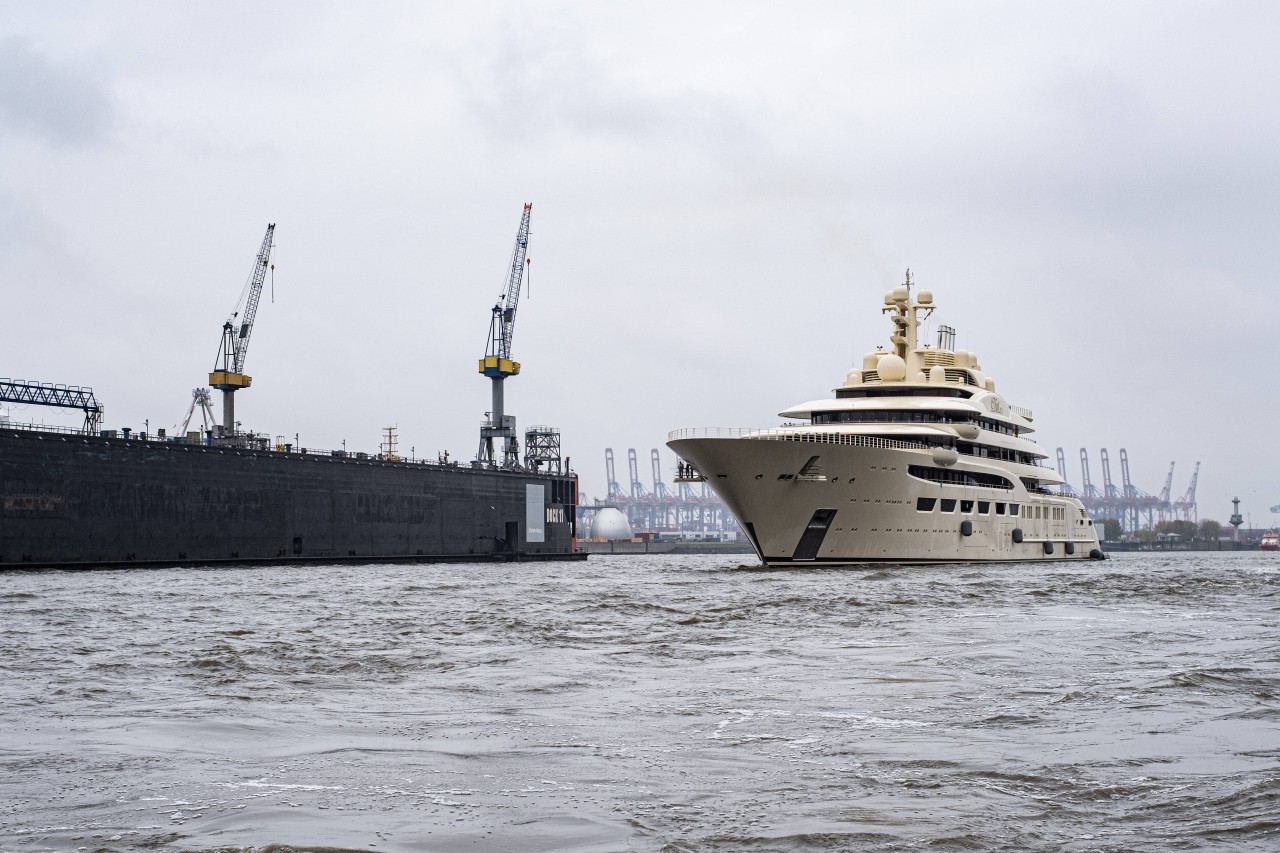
[667,427,928,452]
[667,426,1058,472]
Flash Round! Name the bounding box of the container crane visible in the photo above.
[628,449,650,499]
[1118,448,1160,531]
[477,203,532,468]
[605,448,626,500]
[1079,449,1100,500]
[1156,461,1177,523]
[1100,448,1120,499]
[651,449,673,499]
[1173,461,1200,522]
[209,224,276,437]
[1055,447,1075,495]
[1159,462,1176,504]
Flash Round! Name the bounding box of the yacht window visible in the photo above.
[916,497,936,512]
[940,498,957,513]
[977,501,990,514]
[961,500,974,513]
[996,502,1006,515]
[1009,503,1019,516]
[907,465,1014,490]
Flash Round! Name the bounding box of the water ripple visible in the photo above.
[0,552,1277,851]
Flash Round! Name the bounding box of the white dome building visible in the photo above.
[590,507,633,540]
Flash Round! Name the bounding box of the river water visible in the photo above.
[1,552,1277,852]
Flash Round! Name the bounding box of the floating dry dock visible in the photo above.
[0,427,580,569]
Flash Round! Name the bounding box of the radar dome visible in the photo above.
[917,289,933,305]
[892,285,909,303]
[590,507,633,540]
[844,368,862,386]
[877,353,907,382]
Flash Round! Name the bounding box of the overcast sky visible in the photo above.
[3,1,1277,525]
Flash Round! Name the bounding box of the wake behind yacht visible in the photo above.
[668,272,1104,565]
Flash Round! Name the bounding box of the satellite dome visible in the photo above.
[591,507,633,540]
[877,353,907,382]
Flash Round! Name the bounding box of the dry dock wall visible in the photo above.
[0,429,578,568]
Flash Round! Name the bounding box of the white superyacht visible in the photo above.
[668,272,1104,565]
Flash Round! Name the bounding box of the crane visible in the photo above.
[0,378,103,434]
[177,388,217,438]
[651,449,673,499]
[1173,461,1201,522]
[1100,448,1120,498]
[1079,448,1100,499]
[628,449,649,499]
[209,224,276,438]
[1159,462,1176,504]
[477,203,532,467]
[1055,447,1075,495]
[605,448,626,500]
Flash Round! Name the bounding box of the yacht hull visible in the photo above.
[670,435,1102,566]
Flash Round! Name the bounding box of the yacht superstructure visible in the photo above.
[668,272,1104,565]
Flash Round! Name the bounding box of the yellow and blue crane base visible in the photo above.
[478,357,520,379]
[208,371,252,389]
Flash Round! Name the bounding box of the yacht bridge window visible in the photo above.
[836,387,972,400]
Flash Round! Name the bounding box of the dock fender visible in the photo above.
[1011,527,1023,544]
[1064,541,1075,555]
[960,520,973,537]
[1089,548,1106,560]
[1043,541,1054,555]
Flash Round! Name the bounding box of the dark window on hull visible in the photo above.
[792,508,837,561]
[743,522,763,559]
[916,497,937,511]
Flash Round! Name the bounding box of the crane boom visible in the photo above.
[232,224,276,374]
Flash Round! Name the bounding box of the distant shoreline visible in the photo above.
[1103,540,1257,552]
[577,540,756,555]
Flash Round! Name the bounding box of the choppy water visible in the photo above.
[1,552,1278,852]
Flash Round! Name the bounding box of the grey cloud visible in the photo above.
[0,36,114,147]
[461,17,758,157]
